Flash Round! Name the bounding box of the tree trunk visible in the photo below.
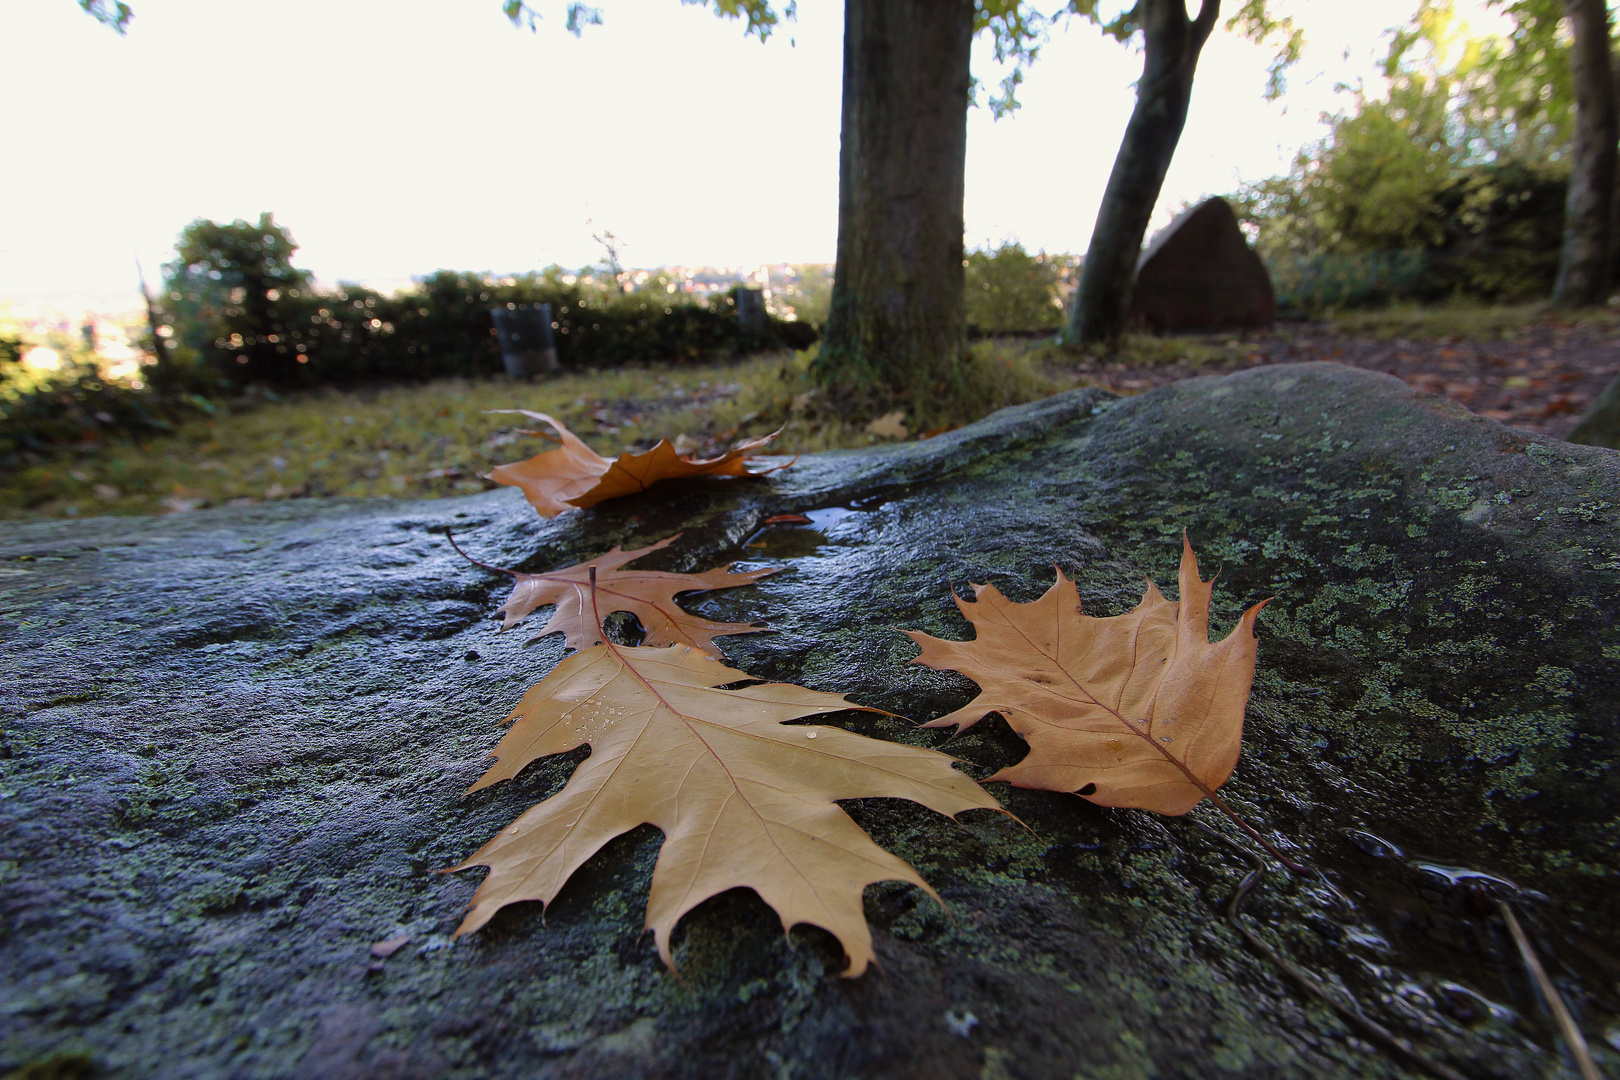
[1553,0,1618,307]
[135,258,169,373]
[1066,0,1220,350]
[813,0,973,423]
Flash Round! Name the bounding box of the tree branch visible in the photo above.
[1191,0,1221,48]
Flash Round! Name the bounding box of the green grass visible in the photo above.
[1087,333,1264,368]
[2,344,1062,520]
[1326,300,1620,340]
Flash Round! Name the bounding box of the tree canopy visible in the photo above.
[77,0,131,33]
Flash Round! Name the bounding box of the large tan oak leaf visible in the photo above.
[907,536,1269,816]
[448,643,1002,976]
[480,534,779,657]
[486,409,787,517]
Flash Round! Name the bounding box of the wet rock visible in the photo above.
[2,363,1617,1079]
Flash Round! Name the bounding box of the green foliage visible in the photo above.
[1329,300,1560,340]
[933,338,1062,425]
[1234,1,1583,312]
[1262,250,1431,314]
[503,1,604,34]
[1223,0,1304,99]
[0,354,205,467]
[964,242,1065,333]
[976,0,1052,117]
[77,0,131,33]
[162,213,315,387]
[975,1,1300,117]
[771,265,833,327]
[155,218,815,391]
[2,213,816,459]
[1385,0,1577,160]
[685,0,795,41]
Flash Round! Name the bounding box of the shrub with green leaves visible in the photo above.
[0,356,208,466]
[1232,2,1579,313]
[964,242,1066,334]
[158,219,817,390]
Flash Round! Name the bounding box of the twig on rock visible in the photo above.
[1498,901,1603,1080]
[1192,820,1473,1080]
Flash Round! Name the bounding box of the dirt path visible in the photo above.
[1070,322,1620,440]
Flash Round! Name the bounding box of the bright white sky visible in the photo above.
[0,0,1494,309]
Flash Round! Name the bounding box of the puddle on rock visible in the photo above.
[740,506,864,560]
[1344,829,1404,859]
[1409,861,1537,901]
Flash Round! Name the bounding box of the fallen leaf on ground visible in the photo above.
[369,935,409,958]
[865,411,909,439]
[460,533,779,657]
[764,513,812,525]
[486,410,789,517]
[449,642,1002,976]
[906,535,1268,816]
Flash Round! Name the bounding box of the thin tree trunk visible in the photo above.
[1066,0,1220,350]
[813,0,973,423]
[1554,0,1618,307]
[135,258,170,375]
[1608,45,1620,285]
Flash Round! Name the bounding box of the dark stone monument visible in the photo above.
[735,287,767,333]
[1128,196,1275,333]
[4,365,1619,1078]
[489,304,559,377]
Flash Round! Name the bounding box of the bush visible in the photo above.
[1239,131,1569,315]
[964,242,1066,334]
[1232,2,1578,314]
[158,219,819,390]
[0,357,207,466]
[770,264,834,327]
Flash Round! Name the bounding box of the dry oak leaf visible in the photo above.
[907,536,1269,816]
[448,642,1003,976]
[484,533,780,657]
[486,409,790,517]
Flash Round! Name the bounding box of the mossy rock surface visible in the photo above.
[2,362,1617,1080]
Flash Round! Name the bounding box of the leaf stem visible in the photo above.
[588,564,601,633]
[1194,784,1310,875]
[515,427,565,444]
[443,526,518,577]
[1116,710,1310,874]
